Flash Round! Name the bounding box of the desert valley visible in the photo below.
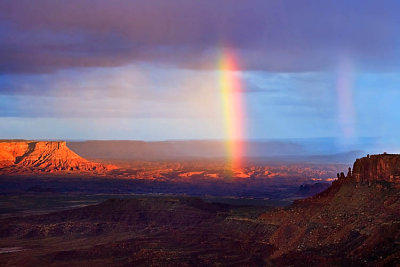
[0,140,399,266]
[0,140,341,199]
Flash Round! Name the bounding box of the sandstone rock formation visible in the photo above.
[0,141,115,173]
[352,153,400,184]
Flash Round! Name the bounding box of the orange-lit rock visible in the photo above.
[178,171,204,177]
[0,141,30,166]
[232,168,250,178]
[0,141,116,173]
[352,153,400,184]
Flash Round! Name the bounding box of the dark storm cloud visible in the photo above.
[0,0,400,74]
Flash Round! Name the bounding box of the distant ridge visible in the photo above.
[67,140,358,162]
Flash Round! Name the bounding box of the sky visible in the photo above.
[1,0,400,151]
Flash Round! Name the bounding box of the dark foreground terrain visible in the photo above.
[0,175,331,201]
[0,196,279,266]
[0,179,399,266]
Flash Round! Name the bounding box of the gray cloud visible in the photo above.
[0,0,400,74]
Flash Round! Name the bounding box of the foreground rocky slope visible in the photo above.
[262,182,399,265]
[0,141,115,174]
[261,153,400,265]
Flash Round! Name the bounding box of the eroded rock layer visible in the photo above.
[352,153,400,184]
[0,141,114,173]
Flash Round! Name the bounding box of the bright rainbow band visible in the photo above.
[218,48,245,171]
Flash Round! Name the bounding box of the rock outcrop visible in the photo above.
[352,153,400,184]
[0,141,115,173]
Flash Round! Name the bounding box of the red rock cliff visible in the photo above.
[0,141,115,173]
[352,153,400,184]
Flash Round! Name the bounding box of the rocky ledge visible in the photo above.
[351,153,400,184]
[336,153,400,185]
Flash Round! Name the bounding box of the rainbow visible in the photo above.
[218,47,246,172]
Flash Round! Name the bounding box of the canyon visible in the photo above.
[0,153,399,265]
[0,140,341,200]
[0,140,342,183]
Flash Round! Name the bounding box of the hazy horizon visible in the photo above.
[2,136,398,157]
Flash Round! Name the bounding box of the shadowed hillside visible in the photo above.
[261,154,400,265]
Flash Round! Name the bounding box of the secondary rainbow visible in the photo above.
[218,47,246,171]
[336,56,356,144]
